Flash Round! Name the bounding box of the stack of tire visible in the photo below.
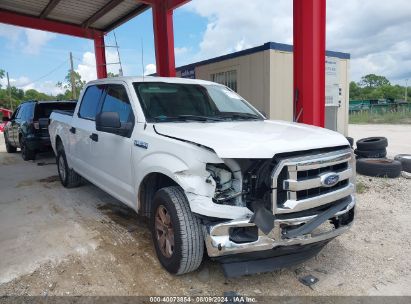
[354,137,387,159]
[353,137,402,178]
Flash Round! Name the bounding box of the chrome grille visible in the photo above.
[272,148,355,214]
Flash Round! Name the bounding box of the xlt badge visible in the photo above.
[134,140,148,149]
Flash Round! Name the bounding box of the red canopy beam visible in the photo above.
[293,0,326,127]
[94,34,108,79]
[141,0,190,77]
[0,9,102,39]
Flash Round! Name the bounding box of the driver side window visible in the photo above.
[101,84,134,124]
[11,107,20,120]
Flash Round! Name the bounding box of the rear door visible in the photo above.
[70,85,105,179]
[90,83,135,205]
[12,104,26,146]
[7,106,20,145]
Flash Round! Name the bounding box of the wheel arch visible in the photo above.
[138,171,179,217]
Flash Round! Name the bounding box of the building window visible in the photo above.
[211,70,237,92]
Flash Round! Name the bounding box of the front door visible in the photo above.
[91,83,135,206]
[70,84,105,180]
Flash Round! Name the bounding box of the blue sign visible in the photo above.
[181,68,195,79]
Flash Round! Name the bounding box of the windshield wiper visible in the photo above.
[153,115,224,122]
[216,112,263,120]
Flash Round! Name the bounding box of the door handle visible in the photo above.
[89,133,98,142]
[69,127,76,134]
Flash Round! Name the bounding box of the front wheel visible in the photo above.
[4,134,17,153]
[150,186,204,275]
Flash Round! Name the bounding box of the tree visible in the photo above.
[349,81,362,99]
[359,74,390,88]
[57,69,86,99]
[24,89,53,101]
[0,69,5,89]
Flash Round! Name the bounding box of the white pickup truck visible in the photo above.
[49,76,355,277]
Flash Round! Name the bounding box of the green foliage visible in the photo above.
[350,74,410,101]
[57,69,86,99]
[0,67,58,108]
[349,110,411,124]
[0,69,5,89]
[359,74,390,88]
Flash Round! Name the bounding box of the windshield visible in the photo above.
[133,82,264,122]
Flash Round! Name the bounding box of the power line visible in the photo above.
[12,58,70,88]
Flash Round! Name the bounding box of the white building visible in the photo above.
[177,42,350,135]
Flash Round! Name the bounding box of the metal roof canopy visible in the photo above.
[0,0,149,34]
[0,0,327,128]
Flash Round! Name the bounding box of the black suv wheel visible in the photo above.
[4,134,17,153]
[20,137,35,161]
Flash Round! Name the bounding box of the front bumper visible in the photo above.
[205,194,355,258]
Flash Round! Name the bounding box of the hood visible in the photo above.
[154,120,350,158]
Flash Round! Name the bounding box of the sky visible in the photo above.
[0,0,410,95]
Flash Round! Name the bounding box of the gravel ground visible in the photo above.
[0,131,410,296]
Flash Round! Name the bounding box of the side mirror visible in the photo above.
[96,112,128,136]
[2,116,10,122]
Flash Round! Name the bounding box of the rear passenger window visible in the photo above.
[79,85,104,120]
[101,84,133,123]
[16,105,26,119]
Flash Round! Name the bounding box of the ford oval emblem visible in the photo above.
[321,173,340,187]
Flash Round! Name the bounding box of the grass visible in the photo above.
[356,181,369,194]
[349,110,411,124]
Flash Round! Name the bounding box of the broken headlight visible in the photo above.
[206,163,244,206]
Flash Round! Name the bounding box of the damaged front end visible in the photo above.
[200,147,356,277]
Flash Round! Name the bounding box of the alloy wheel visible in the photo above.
[155,205,175,258]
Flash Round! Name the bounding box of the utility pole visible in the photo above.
[69,52,76,100]
[6,72,12,111]
[405,79,408,102]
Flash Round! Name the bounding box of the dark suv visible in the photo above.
[3,100,77,160]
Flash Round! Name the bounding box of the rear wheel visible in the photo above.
[150,186,204,275]
[56,147,82,188]
[4,134,17,153]
[20,137,36,161]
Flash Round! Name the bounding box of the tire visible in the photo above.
[20,137,36,161]
[354,148,387,159]
[356,137,388,150]
[394,154,411,173]
[150,186,204,275]
[356,158,402,178]
[56,148,82,188]
[4,134,17,153]
[346,137,354,148]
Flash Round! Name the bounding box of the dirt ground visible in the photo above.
[0,127,410,296]
[349,124,411,158]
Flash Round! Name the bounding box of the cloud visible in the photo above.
[0,24,55,54]
[23,29,56,54]
[185,0,292,60]
[75,50,122,82]
[185,0,411,83]
[0,75,64,95]
[144,64,156,75]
